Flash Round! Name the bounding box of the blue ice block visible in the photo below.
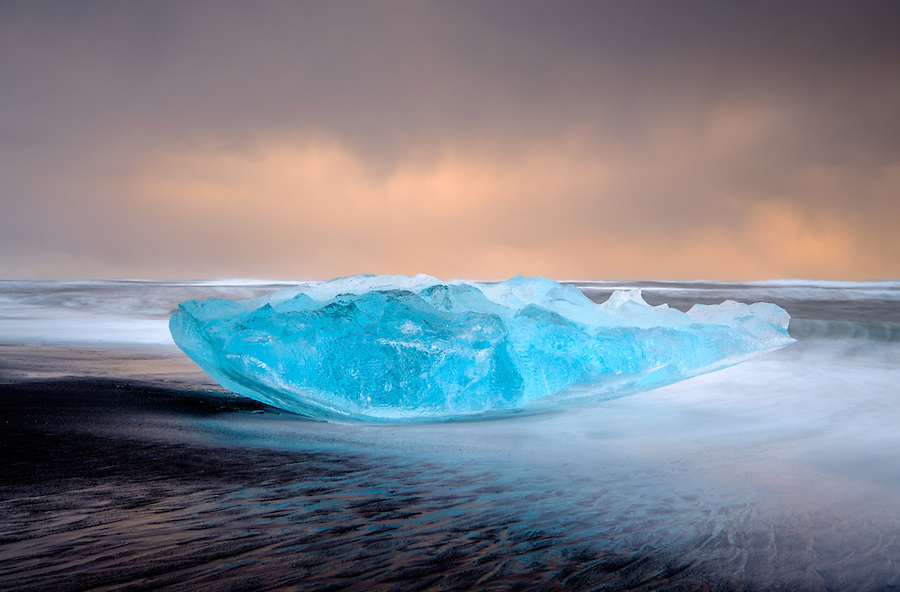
[170,275,794,421]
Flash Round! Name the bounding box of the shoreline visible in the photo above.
[4,365,900,590]
[2,279,900,589]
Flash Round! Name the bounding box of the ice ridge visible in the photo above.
[169,275,794,421]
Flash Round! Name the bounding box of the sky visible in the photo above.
[2,1,899,281]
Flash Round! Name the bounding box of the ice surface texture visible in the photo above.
[169,275,794,421]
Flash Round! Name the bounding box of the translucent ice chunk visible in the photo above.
[169,275,794,421]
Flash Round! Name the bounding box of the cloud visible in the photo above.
[1,1,899,279]
[6,127,879,281]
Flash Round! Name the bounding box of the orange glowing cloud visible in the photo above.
[102,132,894,281]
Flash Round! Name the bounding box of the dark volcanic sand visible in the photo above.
[3,343,900,591]
[2,376,726,591]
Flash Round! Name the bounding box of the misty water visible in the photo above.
[1,279,899,590]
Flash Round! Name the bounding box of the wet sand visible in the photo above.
[3,342,900,590]
[2,374,719,591]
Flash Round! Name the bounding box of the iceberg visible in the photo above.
[169,275,794,421]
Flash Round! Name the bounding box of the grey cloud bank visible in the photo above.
[1,1,898,279]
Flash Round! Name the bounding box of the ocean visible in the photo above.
[2,278,899,591]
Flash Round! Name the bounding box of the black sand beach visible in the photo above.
[1,357,730,591]
[3,281,900,590]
